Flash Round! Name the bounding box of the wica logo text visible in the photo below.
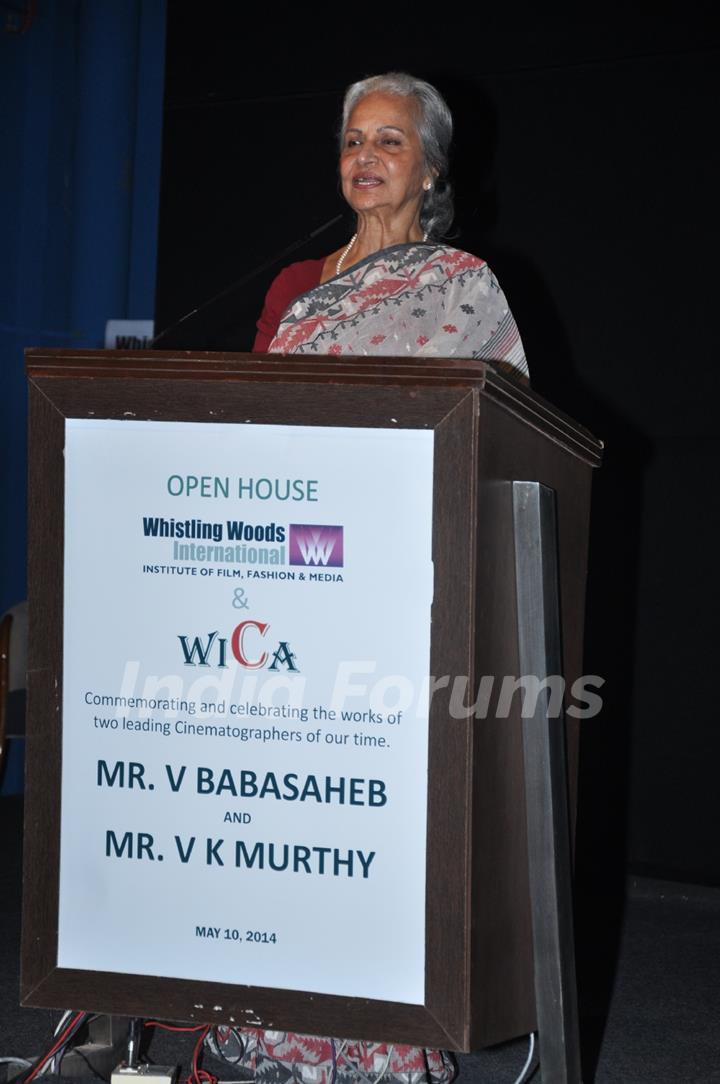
[178,620,298,672]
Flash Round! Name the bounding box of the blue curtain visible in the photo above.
[0,0,166,613]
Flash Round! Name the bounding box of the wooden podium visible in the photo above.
[22,349,601,1073]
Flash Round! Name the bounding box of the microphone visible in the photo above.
[151,213,344,348]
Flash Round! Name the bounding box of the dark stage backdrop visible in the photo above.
[155,14,720,886]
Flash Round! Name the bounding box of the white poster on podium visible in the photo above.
[58,418,434,1004]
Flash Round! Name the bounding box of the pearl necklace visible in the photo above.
[336,232,430,276]
[336,234,357,276]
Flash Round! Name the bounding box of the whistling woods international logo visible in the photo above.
[289,525,344,567]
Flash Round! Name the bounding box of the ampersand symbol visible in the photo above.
[233,587,249,610]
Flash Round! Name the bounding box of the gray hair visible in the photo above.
[340,72,454,239]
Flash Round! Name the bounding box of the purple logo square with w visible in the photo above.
[289,524,344,567]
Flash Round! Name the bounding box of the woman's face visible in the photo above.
[340,91,431,224]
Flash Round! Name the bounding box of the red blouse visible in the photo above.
[253,258,324,353]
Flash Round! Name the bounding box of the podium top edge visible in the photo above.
[24,348,603,467]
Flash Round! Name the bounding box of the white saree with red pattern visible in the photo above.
[269,241,528,381]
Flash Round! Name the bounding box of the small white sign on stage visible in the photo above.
[58,419,434,1005]
[104,319,154,349]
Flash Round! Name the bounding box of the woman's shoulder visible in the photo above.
[253,257,325,353]
[265,256,326,312]
[380,241,488,276]
[271,257,325,293]
[429,242,487,267]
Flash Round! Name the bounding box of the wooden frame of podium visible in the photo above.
[22,349,601,1057]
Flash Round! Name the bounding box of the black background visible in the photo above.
[155,12,720,887]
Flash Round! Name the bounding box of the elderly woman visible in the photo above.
[254,71,528,384]
[244,73,525,1084]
